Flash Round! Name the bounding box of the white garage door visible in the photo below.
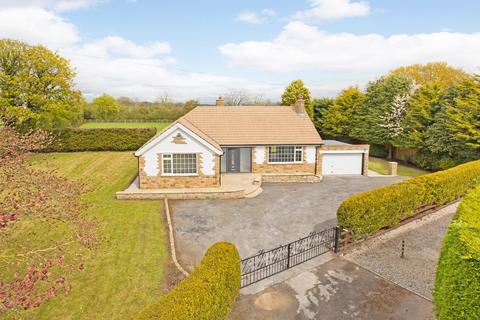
[322,153,363,175]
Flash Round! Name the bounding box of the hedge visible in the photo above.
[337,159,480,239]
[136,242,240,320]
[434,183,480,320]
[43,128,156,152]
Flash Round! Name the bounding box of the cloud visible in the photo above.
[236,8,276,24]
[293,0,370,21]
[79,36,171,59]
[0,3,276,101]
[0,0,105,11]
[219,21,480,73]
[0,7,79,48]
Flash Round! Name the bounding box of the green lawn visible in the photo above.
[80,121,170,131]
[23,152,167,320]
[369,156,428,177]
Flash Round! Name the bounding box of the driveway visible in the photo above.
[171,175,403,268]
[230,257,434,320]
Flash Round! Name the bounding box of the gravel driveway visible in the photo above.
[171,175,403,268]
[344,202,458,299]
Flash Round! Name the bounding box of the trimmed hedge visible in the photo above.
[43,128,156,152]
[136,242,240,320]
[434,183,480,320]
[337,160,480,239]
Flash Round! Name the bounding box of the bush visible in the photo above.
[434,184,480,320]
[337,160,480,239]
[136,242,240,320]
[43,128,157,152]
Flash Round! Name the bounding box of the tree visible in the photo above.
[223,90,249,106]
[351,76,413,158]
[312,97,333,129]
[389,62,468,89]
[444,76,480,155]
[281,80,313,118]
[90,94,119,120]
[319,87,364,137]
[0,127,97,314]
[401,83,445,148]
[0,39,84,129]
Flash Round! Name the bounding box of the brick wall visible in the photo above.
[138,153,220,189]
[252,146,317,174]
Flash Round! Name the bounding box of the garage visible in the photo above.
[321,140,369,176]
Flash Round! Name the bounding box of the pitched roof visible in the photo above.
[180,106,323,146]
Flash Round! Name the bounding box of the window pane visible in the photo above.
[163,159,172,173]
[172,153,197,174]
[240,148,251,172]
[295,147,302,162]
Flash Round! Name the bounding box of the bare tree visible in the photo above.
[155,91,174,105]
[223,90,250,106]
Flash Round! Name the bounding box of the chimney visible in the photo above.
[294,94,305,115]
[216,96,225,106]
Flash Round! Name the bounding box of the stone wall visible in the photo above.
[252,146,317,174]
[138,153,220,189]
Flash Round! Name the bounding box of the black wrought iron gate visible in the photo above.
[240,226,340,287]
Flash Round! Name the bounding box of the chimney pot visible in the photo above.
[216,96,225,106]
[294,94,305,115]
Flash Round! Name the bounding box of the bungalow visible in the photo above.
[134,96,369,189]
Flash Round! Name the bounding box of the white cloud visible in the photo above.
[219,21,480,73]
[0,0,105,11]
[293,0,370,21]
[79,36,171,59]
[0,7,79,48]
[236,8,276,24]
[65,46,275,101]
[0,3,273,101]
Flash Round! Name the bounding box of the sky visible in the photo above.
[1,0,480,102]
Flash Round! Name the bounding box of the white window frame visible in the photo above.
[267,145,303,164]
[162,153,198,176]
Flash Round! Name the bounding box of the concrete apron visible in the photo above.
[231,257,434,320]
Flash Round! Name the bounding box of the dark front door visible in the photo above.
[226,148,241,173]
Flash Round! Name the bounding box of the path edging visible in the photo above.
[164,198,189,277]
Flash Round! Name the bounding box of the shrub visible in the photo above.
[136,242,240,320]
[434,184,480,320]
[43,128,156,152]
[337,160,480,239]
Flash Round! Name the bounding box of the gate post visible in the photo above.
[334,226,341,253]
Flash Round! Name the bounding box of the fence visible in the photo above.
[240,226,340,287]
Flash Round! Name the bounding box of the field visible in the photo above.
[21,152,167,319]
[369,156,428,177]
[80,121,171,131]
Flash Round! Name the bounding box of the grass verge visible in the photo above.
[369,156,427,177]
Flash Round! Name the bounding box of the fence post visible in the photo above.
[334,226,341,253]
[286,243,291,269]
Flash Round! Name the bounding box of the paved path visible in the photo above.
[231,257,434,320]
[170,176,403,268]
[344,202,458,299]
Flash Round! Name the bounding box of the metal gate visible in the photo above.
[240,226,340,287]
